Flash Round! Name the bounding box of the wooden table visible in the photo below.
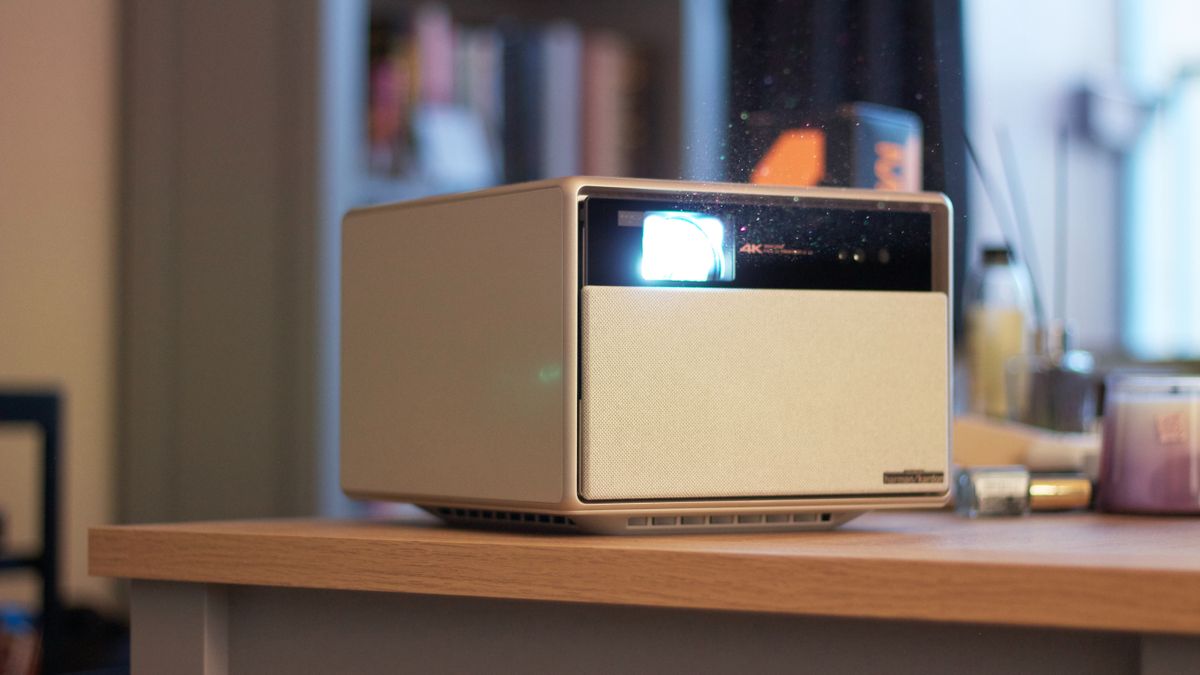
[91,510,1200,674]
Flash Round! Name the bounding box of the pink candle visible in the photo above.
[1099,375,1200,514]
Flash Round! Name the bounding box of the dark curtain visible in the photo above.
[728,0,968,333]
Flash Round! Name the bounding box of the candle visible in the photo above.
[1099,375,1200,514]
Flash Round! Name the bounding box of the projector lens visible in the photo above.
[640,211,734,282]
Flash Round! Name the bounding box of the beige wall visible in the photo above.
[0,0,118,608]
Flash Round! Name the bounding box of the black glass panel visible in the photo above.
[584,196,932,291]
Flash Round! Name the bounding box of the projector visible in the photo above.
[341,177,951,533]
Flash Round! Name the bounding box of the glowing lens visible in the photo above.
[640,212,732,282]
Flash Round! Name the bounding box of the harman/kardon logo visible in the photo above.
[739,243,815,256]
[883,469,945,484]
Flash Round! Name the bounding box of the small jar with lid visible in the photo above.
[1098,374,1200,514]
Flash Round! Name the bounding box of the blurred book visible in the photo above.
[415,3,454,106]
[367,17,414,175]
[746,102,923,191]
[540,21,582,178]
[824,102,922,191]
[367,4,646,194]
[457,25,505,177]
[582,31,633,176]
[502,23,542,183]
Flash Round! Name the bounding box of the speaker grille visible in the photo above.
[578,286,948,501]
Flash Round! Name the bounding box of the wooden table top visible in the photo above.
[90,510,1200,635]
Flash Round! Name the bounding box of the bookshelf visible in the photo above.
[350,0,729,206]
[0,393,61,673]
[321,0,730,514]
[120,0,729,525]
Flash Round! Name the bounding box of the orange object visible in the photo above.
[750,129,826,187]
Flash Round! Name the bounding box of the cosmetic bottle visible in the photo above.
[965,246,1036,418]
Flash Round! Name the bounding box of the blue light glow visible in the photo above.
[640,211,733,282]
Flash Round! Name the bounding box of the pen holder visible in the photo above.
[1098,375,1200,514]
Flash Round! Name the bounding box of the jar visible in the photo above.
[1098,375,1200,514]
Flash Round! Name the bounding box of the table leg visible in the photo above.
[130,581,228,675]
[1141,634,1200,674]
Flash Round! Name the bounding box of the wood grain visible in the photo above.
[90,511,1200,635]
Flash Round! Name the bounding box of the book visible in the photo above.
[414,3,454,106]
[582,31,633,177]
[501,23,542,182]
[368,6,647,186]
[539,21,582,178]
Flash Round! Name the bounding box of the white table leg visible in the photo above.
[1141,634,1200,674]
[130,581,228,675]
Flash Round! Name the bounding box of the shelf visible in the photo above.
[356,173,449,206]
[355,0,729,210]
[0,551,42,572]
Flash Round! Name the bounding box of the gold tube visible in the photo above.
[1029,476,1092,511]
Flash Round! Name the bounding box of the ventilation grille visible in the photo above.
[435,507,577,529]
[626,513,833,529]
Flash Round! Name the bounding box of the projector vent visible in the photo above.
[435,507,577,529]
[627,513,833,529]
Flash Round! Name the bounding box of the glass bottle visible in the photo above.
[964,246,1036,418]
[1005,320,1097,432]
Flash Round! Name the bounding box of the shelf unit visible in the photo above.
[345,0,729,203]
[0,392,62,674]
[119,0,729,527]
[357,0,726,200]
[321,0,730,513]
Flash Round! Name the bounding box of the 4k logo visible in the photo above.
[738,243,814,256]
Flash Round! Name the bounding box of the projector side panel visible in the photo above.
[341,187,567,504]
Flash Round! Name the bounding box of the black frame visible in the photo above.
[583,194,936,292]
[0,392,62,674]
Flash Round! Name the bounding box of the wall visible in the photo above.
[0,0,118,608]
[965,0,1120,352]
[119,0,325,527]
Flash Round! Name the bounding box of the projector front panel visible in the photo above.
[579,286,948,501]
[578,188,950,503]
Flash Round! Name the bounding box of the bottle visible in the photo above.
[964,246,1036,418]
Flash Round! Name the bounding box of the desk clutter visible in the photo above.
[956,122,1198,519]
[953,377,1200,517]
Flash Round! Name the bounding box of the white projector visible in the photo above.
[341,177,951,533]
